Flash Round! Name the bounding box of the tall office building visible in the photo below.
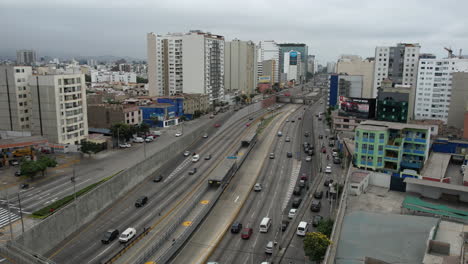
[327,62,336,73]
[257,41,280,84]
[16,50,37,66]
[373,43,420,97]
[29,73,88,145]
[0,65,33,131]
[336,55,375,98]
[414,57,468,123]
[283,51,302,82]
[307,55,316,74]
[278,43,308,83]
[147,30,225,103]
[224,39,257,95]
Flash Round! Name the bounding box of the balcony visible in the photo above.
[401,160,423,169]
[384,156,398,162]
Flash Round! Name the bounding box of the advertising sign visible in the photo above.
[258,75,271,83]
[338,96,376,118]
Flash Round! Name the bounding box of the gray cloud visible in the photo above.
[1,0,468,63]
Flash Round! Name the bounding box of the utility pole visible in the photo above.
[17,193,24,233]
[6,189,13,240]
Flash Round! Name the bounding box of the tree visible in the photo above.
[81,140,104,155]
[317,219,334,238]
[20,156,57,179]
[303,232,332,262]
[135,123,150,135]
[241,94,248,102]
[179,115,187,122]
[85,74,91,82]
[249,94,255,99]
[193,110,202,119]
[234,96,241,105]
[110,123,134,141]
[136,76,148,83]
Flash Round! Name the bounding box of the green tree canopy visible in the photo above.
[110,123,134,141]
[317,218,334,238]
[20,156,57,179]
[136,76,148,83]
[81,140,105,155]
[303,232,332,262]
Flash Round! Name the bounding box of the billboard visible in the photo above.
[258,75,271,83]
[338,96,376,118]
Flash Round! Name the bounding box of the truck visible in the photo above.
[13,147,32,157]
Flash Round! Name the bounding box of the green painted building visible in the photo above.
[354,120,431,177]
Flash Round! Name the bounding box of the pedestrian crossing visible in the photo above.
[283,161,301,211]
[164,158,192,182]
[0,207,20,229]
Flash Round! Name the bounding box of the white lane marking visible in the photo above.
[86,242,114,264]
[234,196,239,203]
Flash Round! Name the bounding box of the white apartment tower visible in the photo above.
[283,51,302,82]
[373,43,420,97]
[224,39,257,95]
[147,30,225,103]
[16,50,36,66]
[414,58,468,122]
[30,74,88,145]
[0,65,33,131]
[257,41,280,83]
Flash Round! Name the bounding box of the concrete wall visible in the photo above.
[369,172,391,188]
[406,183,468,202]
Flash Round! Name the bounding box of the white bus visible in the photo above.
[259,217,272,233]
[296,221,308,236]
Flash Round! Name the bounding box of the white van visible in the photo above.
[296,221,308,236]
[265,241,274,254]
[259,217,271,233]
[192,154,200,162]
[119,227,136,243]
[133,137,144,143]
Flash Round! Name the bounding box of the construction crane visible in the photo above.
[444,47,454,58]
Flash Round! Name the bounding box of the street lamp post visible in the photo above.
[17,192,24,233]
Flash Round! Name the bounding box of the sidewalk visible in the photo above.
[171,105,297,264]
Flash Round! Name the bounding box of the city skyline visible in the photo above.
[2,0,467,63]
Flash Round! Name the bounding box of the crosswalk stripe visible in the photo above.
[0,208,20,228]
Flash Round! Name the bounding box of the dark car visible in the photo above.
[328,142,335,147]
[310,199,321,212]
[324,179,334,187]
[300,173,308,181]
[314,190,323,199]
[308,149,314,156]
[153,175,163,182]
[281,220,289,231]
[304,147,309,154]
[241,227,253,239]
[20,183,29,189]
[205,154,212,160]
[189,168,197,175]
[249,117,253,121]
[293,186,302,196]
[321,147,326,153]
[304,132,310,137]
[298,180,306,188]
[319,135,323,139]
[312,215,323,227]
[333,157,341,164]
[292,198,303,208]
[102,229,119,244]
[135,196,148,207]
[231,222,242,233]
[15,170,22,177]
[287,152,293,158]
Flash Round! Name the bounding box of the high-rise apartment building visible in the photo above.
[376,80,414,123]
[30,73,88,145]
[373,43,420,97]
[447,72,468,129]
[224,39,257,95]
[0,65,33,131]
[278,43,308,83]
[336,55,375,98]
[147,30,225,103]
[283,51,302,82]
[307,55,316,74]
[16,50,36,66]
[414,57,468,122]
[257,41,280,84]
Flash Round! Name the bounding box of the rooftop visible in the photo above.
[421,153,451,181]
[0,136,48,149]
[349,171,369,184]
[359,120,431,131]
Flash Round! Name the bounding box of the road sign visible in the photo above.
[227,156,237,159]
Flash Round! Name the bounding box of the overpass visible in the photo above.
[276,94,317,104]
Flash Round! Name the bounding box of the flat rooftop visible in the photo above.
[421,152,451,181]
[360,120,431,131]
[0,136,48,149]
[346,185,405,214]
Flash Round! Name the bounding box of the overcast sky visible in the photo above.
[2,0,467,63]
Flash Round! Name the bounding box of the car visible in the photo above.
[291,120,295,123]
[205,154,212,160]
[119,227,136,243]
[299,180,306,188]
[310,199,322,212]
[254,183,262,192]
[145,136,154,142]
[324,179,334,187]
[135,196,148,207]
[329,142,335,147]
[277,131,282,137]
[292,198,303,208]
[304,147,309,154]
[269,153,275,159]
[303,142,309,148]
[20,183,29,189]
[286,119,289,122]
[132,137,144,143]
[175,131,183,137]
[322,147,326,153]
[314,190,324,199]
[312,215,323,227]
[183,150,191,157]
[281,220,289,231]
[249,117,253,121]
[319,135,323,139]
[288,209,297,219]
[318,117,322,121]
[15,170,21,177]
[189,168,197,175]
[304,132,310,137]
[305,156,312,162]
[119,143,131,148]
[287,152,293,158]
[265,241,274,254]
[333,157,341,164]
[214,123,221,128]
[285,137,291,142]
[293,186,302,196]
[192,154,200,162]
[202,133,208,138]
[325,165,332,174]
[153,175,163,182]
[300,173,308,181]
[332,151,338,157]
[241,227,253,239]
[246,123,250,127]
[9,160,19,166]
[102,229,119,244]
[298,117,302,120]
[209,115,215,119]
[231,222,242,233]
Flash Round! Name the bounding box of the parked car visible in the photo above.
[133,137,144,143]
[277,131,283,137]
[102,229,119,244]
[314,190,323,199]
[145,136,154,142]
[119,143,132,148]
[332,151,338,157]
[249,117,253,121]
[308,149,314,156]
[135,196,148,207]
[288,209,297,219]
[287,152,293,158]
[312,215,323,227]
[205,154,212,160]
[175,131,183,137]
[153,175,163,182]
[241,227,253,239]
[298,180,306,188]
[281,220,289,231]
[119,227,136,243]
[9,160,19,166]
[231,222,242,233]
[183,151,191,157]
[209,115,215,119]
[254,183,262,192]
[321,147,326,153]
[325,165,332,174]
[246,123,250,127]
[20,183,29,189]
[189,168,197,175]
[292,198,303,208]
[300,173,308,181]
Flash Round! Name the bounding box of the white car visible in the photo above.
[288,208,297,219]
[332,151,338,157]
[203,133,208,138]
[254,183,262,192]
[175,132,183,137]
[306,156,312,162]
[119,143,131,148]
[192,154,200,162]
[325,165,332,174]
[145,136,154,142]
[132,137,144,143]
[183,150,191,157]
[119,227,136,243]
